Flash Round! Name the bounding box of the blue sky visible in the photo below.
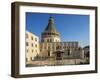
[26,12,89,47]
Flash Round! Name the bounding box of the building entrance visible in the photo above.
[55,51,64,60]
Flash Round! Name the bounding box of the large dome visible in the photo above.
[42,16,60,36]
[41,16,61,42]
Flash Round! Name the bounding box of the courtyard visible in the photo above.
[26,58,89,67]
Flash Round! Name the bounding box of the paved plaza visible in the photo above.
[26,58,89,67]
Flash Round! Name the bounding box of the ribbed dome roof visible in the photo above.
[44,16,59,35]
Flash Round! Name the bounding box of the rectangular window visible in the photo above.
[26,33,28,38]
[50,39,52,42]
[26,42,29,46]
[47,39,49,42]
[30,57,33,61]
[35,44,37,48]
[26,58,28,62]
[31,36,33,40]
[35,38,37,41]
[40,49,42,52]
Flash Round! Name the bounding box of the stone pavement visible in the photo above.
[26,59,88,67]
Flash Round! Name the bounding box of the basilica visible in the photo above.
[39,16,84,60]
[26,16,88,66]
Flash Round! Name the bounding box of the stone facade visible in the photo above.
[26,16,85,64]
[25,31,40,62]
[40,42,84,60]
[39,16,84,60]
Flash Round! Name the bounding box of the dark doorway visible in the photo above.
[56,51,63,60]
[68,49,70,56]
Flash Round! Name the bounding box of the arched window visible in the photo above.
[48,51,50,57]
[68,49,70,56]
[47,39,49,42]
[50,39,52,42]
